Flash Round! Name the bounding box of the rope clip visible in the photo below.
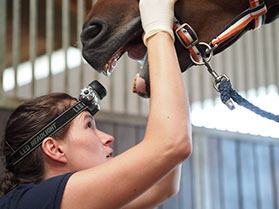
[202,58,235,110]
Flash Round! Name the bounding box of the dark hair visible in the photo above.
[0,93,77,198]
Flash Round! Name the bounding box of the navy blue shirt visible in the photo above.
[0,172,74,209]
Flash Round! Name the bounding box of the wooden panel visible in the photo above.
[239,142,257,209]
[191,132,212,209]
[178,158,193,209]
[199,133,212,209]
[209,137,222,209]
[220,139,240,209]
[161,193,179,209]
[272,146,279,209]
[135,126,145,144]
[255,144,275,209]
[1,113,279,209]
[114,124,137,155]
[191,135,202,209]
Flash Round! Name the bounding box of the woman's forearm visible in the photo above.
[145,32,192,158]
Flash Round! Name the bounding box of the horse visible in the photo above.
[81,0,279,98]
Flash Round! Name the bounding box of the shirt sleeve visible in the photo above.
[20,172,75,209]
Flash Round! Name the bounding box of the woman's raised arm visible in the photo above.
[61,1,192,209]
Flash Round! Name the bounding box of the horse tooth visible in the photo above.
[102,63,109,76]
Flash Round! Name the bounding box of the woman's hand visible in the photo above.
[139,0,177,45]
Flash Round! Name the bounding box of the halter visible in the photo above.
[173,0,279,123]
[174,0,267,65]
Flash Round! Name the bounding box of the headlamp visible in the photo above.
[3,80,107,169]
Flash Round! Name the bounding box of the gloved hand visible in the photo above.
[139,0,177,46]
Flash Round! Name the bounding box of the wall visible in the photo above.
[1,109,278,209]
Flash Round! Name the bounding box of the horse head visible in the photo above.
[81,0,279,98]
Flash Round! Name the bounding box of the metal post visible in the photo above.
[62,0,70,92]
[123,56,128,114]
[0,0,7,95]
[273,21,279,90]
[46,0,54,93]
[77,0,85,89]
[29,0,38,97]
[12,0,21,96]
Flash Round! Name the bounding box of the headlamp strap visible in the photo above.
[4,101,88,169]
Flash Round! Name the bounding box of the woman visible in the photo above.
[0,0,192,208]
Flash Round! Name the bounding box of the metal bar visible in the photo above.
[0,0,7,95]
[275,21,279,90]
[12,0,21,96]
[199,66,206,108]
[123,56,128,113]
[46,0,54,93]
[263,25,275,90]
[185,69,193,106]
[136,62,141,115]
[90,0,100,83]
[263,24,277,90]
[62,0,70,92]
[230,45,238,91]
[29,0,38,97]
[235,38,246,93]
[110,72,114,112]
[77,0,85,89]
[254,29,266,95]
[245,31,257,92]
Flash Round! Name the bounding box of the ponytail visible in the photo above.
[0,171,18,198]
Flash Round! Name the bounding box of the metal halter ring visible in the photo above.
[190,42,214,66]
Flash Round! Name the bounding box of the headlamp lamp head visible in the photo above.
[79,80,107,116]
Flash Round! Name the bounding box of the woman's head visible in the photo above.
[0,93,76,197]
[0,92,115,197]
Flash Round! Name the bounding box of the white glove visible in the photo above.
[139,0,177,45]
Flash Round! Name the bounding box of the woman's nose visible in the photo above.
[98,130,114,146]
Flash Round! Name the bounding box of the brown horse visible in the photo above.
[81,0,279,98]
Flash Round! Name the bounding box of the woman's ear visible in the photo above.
[41,137,67,164]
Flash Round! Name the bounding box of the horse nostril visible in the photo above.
[81,18,109,46]
[82,25,102,43]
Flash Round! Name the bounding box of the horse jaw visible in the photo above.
[82,16,147,75]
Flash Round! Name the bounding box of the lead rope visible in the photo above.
[201,56,279,123]
[218,78,279,123]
